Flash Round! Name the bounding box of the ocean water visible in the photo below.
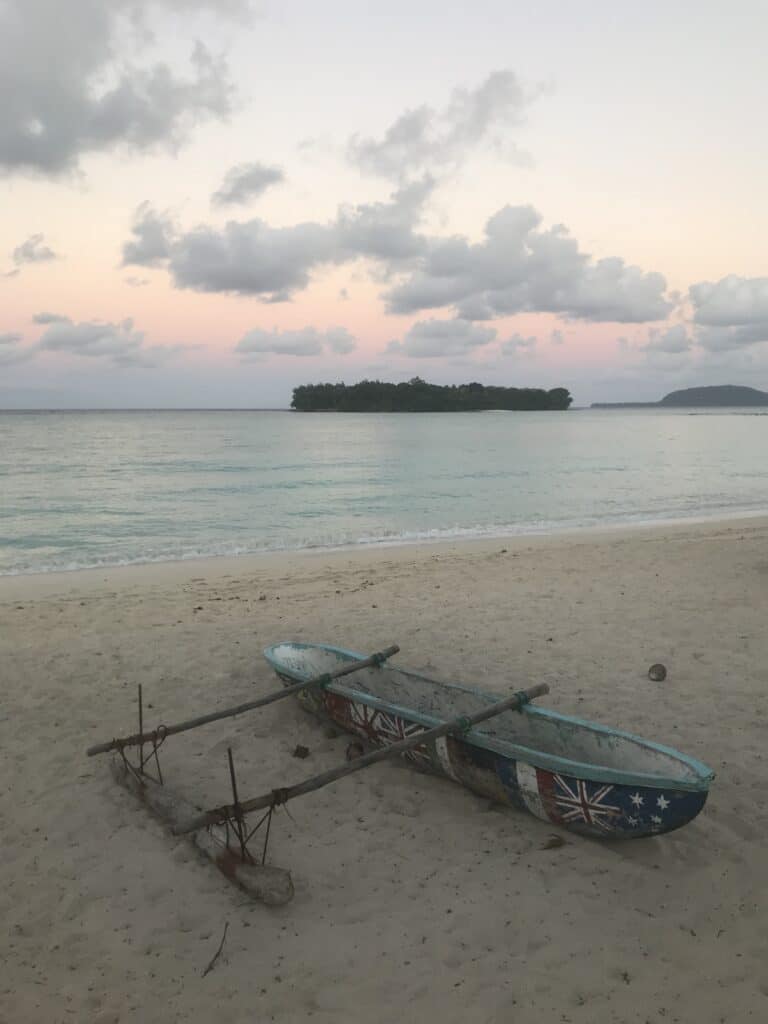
[0,409,766,576]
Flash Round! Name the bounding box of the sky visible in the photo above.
[1,0,767,408]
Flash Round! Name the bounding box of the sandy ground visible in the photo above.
[1,518,768,1024]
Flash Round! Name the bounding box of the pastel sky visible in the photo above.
[1,0,767,407]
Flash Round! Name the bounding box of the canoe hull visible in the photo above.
[272,670,708,840]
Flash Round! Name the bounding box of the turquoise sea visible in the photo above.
[1,409,766,575]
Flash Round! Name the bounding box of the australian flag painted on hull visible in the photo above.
[494,752,709,838]
[312,692,709,840]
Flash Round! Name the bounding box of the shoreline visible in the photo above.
[2,506,767,589]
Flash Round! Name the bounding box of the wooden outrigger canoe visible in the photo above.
[264,641,714,839]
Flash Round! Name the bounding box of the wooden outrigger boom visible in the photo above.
[86,644,400,757]
[175,683,550,835]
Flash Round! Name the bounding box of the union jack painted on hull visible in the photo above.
[267,642,713,840]
[323,693,432,769]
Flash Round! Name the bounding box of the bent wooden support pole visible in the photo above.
[88,644,400,757]
[177,682,550,836]
[110,759,295,905]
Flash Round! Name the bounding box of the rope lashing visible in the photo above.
[512,690,531,711]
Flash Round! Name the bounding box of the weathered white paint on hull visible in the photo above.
[434,736,460,781]
[515,761,548,822]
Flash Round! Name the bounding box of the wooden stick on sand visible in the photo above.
[110,759,295,905]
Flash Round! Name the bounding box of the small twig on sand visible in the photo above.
[202,922,229,978]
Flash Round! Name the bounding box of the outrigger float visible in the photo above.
[87,642,714,903]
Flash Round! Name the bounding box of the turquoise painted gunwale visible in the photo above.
[264,641,714,794]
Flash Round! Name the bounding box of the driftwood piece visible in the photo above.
[110,759,294,906]
[202,922,229,977]
[177,682,550,835]
[87,644,399,757]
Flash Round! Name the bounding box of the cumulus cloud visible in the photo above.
[348,70,533,180]
[37,317,147,362]
[121,187,668,328]
[167,219,337,300]
[35,315,185,367]
[236,326,357,358]
[324,327,357,354]
[0,331,30,365]
[121,202,176,266]
[385,204,671,324]
[643,324,692,353]
[32,311,68,324]
[689,275,768,351]
[690,275,768,326]
[12,233,57,265]
[0,0,245,176]
[124,178,433,300]
[387,318,496,358]
[335,177,434,263]
[212,162,285,206]
[696,324,768,351]
[500,332,536,355]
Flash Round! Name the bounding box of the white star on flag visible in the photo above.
[630,792,644,807]
[657,794,670,810]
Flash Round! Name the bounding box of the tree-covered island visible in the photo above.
[292,378,572,412]
[591,385,768,408]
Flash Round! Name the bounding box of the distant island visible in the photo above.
[292,379,573,412]
[592,385,768,409]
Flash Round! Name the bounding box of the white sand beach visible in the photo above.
[2,517,767,1024]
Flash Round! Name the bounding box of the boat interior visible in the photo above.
[266,643,709,784]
